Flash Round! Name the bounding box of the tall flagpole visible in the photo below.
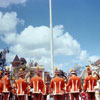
[49,0,54,77]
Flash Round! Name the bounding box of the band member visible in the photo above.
[2,67,11,100]
[64,77,69,100]
[12,77,17,100]
[15,68,28,100]
[27,84,31,100]
[80,90,87,100]
[67,69,81,100]
[31,66,44,100]
[42,83,48,100]
[0,71,3,100]
[94,72,100,100]
[49,67,65,100]
[83,66,97,100]
[25,72,32,100]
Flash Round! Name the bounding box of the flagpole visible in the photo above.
[49,0,54,77]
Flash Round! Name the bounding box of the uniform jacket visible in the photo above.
[84,75,97,92]
[65,82,69,93]
[2,75,11,92]
[15,77,27,95]
[49,76,65,95]
[31,75,44,93]
[67,75,81,93]
[0,79,3,94]
[42,83,48,95]
[27,85,31,95]
[12,81,16,94]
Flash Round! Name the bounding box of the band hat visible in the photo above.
[0,71,2,78]
[12,77,16,80]
[7,67,10,71]
[71,71,76,74]
[0,71,2,74]
[17,68,24,77]
[54,66,60,75]
[86,65,92,74]
[34,66,41,75]
[86,67,91,70]
[19,68,23,72]
[70,68,77,75]
[55,71,60,75]
[70,68,73,72]
[4,67,10,75]
[86,65,91,71]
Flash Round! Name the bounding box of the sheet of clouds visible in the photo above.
[0,0,27,8]
[1,24,82,70]
[0,11,100,71]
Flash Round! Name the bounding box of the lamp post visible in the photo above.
[49,0,54,77]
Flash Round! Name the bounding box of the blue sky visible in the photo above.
[0,0,100,72]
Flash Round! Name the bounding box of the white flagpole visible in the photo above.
[49,0,54,77]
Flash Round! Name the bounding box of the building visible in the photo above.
[11,55,51,83]
[80,59,100,81]
[26,65,51,83]
[91,59,100,76]
[12,55,21,67]
[11,55,27,78]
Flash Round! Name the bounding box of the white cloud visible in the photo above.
[6,53,15,64]
[0,12,24,34]
[0,0,27,8]
[54,32,81,55]
[17,25,50,49]
[2,25,81,69]
[1,33,17,44]
[88,56,100,63]
[78,50,88,62]
[76,50,100,64]
[38,56,51,70]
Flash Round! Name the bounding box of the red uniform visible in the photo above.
[65,83,69,100]
[0,79,3,100]
[42,83,48,100]
[67,75,81,100]
[27,84,31,100]
[15,77,27,100]
[31,75,44,100]
[49,76,65,100]
[2,75,11,100]
[12,81,17,100]
[84,75,97,100]
[27,85,31,96]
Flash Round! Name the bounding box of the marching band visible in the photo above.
[0,66,99,100]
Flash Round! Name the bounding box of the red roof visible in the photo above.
[94,59,100,66]
[13,55,20,62]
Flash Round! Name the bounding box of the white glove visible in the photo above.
[47,94,50,100]
[30,88,34,92]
